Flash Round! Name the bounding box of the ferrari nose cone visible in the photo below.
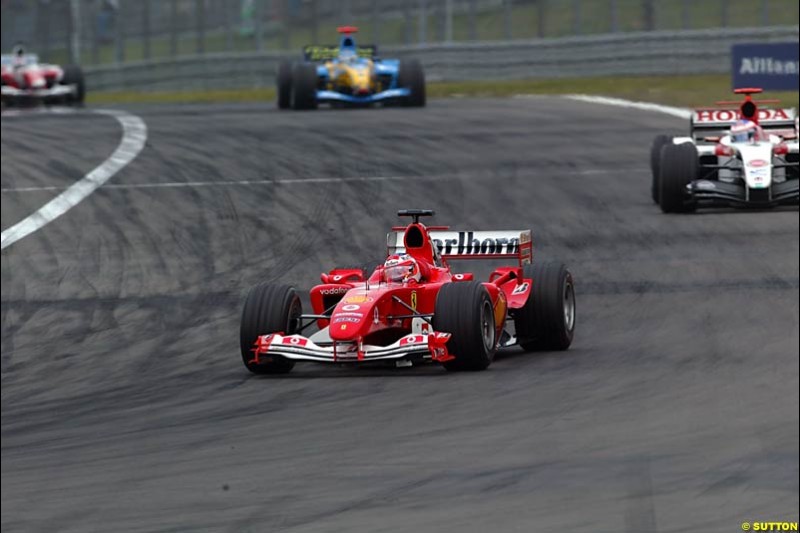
[331,321,360,340]
[329,294,374,341]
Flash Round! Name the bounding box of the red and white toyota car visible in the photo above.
[1,46,85,107]
[240,210,576,374]
[650,88,798,212]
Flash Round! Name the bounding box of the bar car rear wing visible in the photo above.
[690,107,797,140]
[387,230,532,266]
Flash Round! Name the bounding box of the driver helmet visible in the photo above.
[383,254,420,284]
[730,119,758,143]
[338,47,357,63]
[12,44,25,67]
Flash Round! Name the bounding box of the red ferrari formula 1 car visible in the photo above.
[240,210,576,374]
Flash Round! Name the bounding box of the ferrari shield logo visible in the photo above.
[410,291,417,310]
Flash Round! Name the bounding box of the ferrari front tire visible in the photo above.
[240,283,301,374]
[433,281,496,371]
[514,262,575,352]
[659,142,698,213]
[291,63,317,110]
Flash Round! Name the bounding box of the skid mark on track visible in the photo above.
[3,276,797,313]
[0,109,147,250]
[0,167,649,193]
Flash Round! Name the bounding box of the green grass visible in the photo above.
[427,75,800,108]
[43,0,799,67]
[88,74,800,109]
[88,87,276,105]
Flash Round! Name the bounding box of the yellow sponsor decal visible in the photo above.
[345,295,373,304]
[741,522,798,531]
[494,293,507,326]
[410,291,417,310]
[303,45,376,61]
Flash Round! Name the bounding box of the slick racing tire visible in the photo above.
[276,60,293,109]
[650,135,672,204]
[398,59,425,107]
[61,65,86,105]
[433,281,496,371]
[291,63,317,110]
[240,283,302,374]
[787,153,799,181]
[514,262,575,352]
[659,142,698,213]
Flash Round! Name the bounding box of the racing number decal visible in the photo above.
[411,291,417,310]
[512,282,529,295]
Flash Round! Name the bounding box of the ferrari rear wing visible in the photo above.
[387,230,532,265]
[691,107,797,139]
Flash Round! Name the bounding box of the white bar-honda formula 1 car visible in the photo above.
[650,88,798,212]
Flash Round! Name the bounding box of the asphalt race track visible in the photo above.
[2,99,798,533]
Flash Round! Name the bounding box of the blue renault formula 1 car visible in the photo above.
[276,26,425,110]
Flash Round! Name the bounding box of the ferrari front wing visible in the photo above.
[251,331,452,365]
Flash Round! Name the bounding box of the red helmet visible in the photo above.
[383,254,420,284]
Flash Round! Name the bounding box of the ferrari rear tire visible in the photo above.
[515,262,575,352]
[276,60,292,109]
[240,283,301,374]
[650,135,672,204]
[434,281,496,371]
[61,65,85,105]
[398,59,425,107]
[291,63,317,110]
[659,142,698,213]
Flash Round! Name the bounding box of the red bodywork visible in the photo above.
[1,63,62,90]
[252,221,534,365]
[1,53,81,106]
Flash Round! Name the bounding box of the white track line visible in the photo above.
[1,109,147,250]
[562,94,691,120]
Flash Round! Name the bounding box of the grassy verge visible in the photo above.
[88,74,800,109]
[88,88,276,105]
[427,75,800,108]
